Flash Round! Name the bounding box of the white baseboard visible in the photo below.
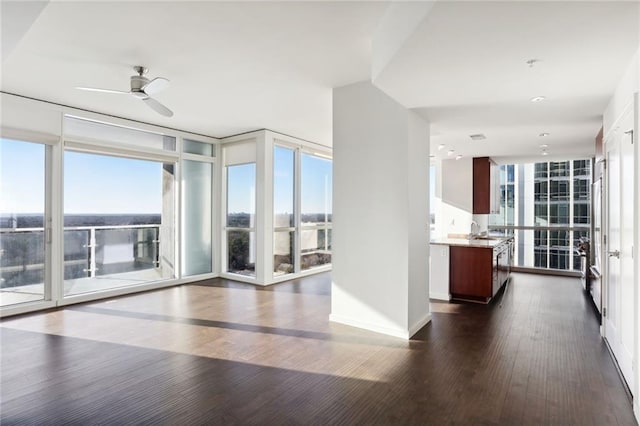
[329,313,411,339]
[329,312,432,340]
[429,292,450,301]
[408,312,432,337]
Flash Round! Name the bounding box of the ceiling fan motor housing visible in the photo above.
[131,75,150,98]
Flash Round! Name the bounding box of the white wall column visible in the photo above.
[331,81,431,339]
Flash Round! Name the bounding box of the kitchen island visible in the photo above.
[430,236,514,303]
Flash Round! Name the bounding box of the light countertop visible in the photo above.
[430,236,512,249]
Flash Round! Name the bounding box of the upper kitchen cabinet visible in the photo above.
[473,157,500,214]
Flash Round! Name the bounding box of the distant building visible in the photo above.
[0,213,18,229]
[492,160,591,271]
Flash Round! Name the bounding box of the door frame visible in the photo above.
[0,129,60,315]
[602,102,636,397]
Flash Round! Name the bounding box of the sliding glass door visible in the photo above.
[63,151,175,296]
[0,139,49,307]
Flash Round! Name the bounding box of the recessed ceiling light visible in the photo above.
[469,134,486,141]
[539,132,550,137]
[530,96,546,103]
[526,59,542,68]
[539,144,549,149]
[542,151,549,156]
[447,150,455,156]
[438,144,446,151]
[455,155,463,160]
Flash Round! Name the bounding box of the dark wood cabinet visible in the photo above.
[449,240,513,303]
[473,157,499,214]
[449,246,493,302]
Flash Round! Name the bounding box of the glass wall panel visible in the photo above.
[64,230,89,279]
[182,160,213,276]
[274,231,294,276]
[550,161,569,177]
[273,146,296,277]
[301,154,332,226]
[490,159,591,272]
[301,228,332,270]
[274,147,294,228]
[226,164,256,228]
[226,162,256,276]
[184,139,214,157]
[227,230,255,276]
[300,153,332,269]
[534,163,547,179]
[0,139,46,306]
[63,151,174,296]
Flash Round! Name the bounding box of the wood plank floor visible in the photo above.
[1,272,635,425]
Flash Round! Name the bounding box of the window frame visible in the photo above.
[180,140,216,278]
[273,143,298,277]
[218,136,261,283]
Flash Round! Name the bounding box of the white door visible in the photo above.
[604,108,635,394]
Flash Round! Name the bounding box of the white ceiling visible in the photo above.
[374,1,639,161]
[1,1,387,145]
[1,1,639,159]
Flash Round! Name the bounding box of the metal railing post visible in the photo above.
[88,228,96,278]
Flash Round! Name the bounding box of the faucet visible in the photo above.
[470,221,479,238]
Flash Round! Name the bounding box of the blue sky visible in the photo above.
[301,153,332,215]
[227,163,256,214]
[3,138,332,216]
[64,151,162,214]
[273,146,293,216]
[0,139,45,214]
[228,148,333,215]
[1,138,162,215]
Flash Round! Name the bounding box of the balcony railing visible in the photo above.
[0,225,160,290]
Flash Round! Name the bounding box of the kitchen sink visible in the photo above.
[471,235,503,241]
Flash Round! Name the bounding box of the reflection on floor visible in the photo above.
[0,268,166,306]
[0,272,635,424]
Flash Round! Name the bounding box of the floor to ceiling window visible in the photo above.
[1,94,333,314]
[62,116,177,297]
[63,152,175,296]
[300,152,332,270]
[224,139,257,277]
[273,145,295,276]
[0,139,47,307]
[490,159,591,272]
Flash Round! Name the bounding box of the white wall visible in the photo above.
[603,46,640,421]
[636,85,640,426]
[331,81,430,339]
[604,52,639,133]
[407,111,431,333]
[437,158,473,237]
[371,2,434,81]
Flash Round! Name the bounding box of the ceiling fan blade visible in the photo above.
[76,87,130,94]
[141,77,169,96]
[142,97,173,117]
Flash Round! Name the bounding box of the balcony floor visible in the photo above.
[0,268,166,307]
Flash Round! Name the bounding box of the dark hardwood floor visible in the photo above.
[1,273,635,425]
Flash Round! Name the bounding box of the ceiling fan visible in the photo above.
[77,66,173,117]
